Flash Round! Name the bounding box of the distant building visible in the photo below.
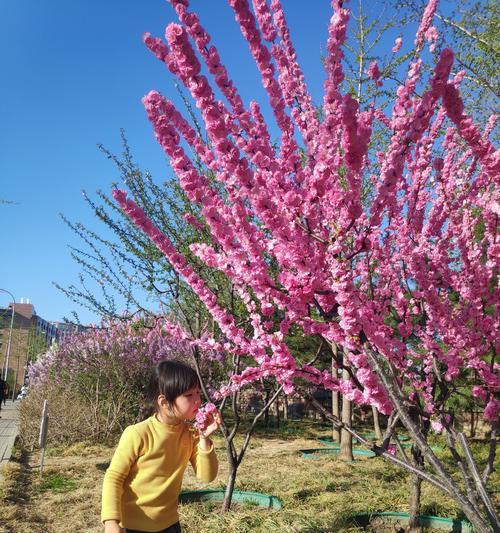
[50,320,87,341]
[0,300,87,395]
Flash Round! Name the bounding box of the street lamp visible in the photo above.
[0,289,15,381]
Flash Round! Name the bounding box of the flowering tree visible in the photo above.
[26,318,192,442]
[112,0,498,530]
[57,134,303,509]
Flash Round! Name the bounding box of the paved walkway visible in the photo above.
[0,400,20,478]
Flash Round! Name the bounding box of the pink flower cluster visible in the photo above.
[113,0,499,425]
[194,402,217,431]
[414,0,438,51]
[392,37,403,53]
[425,26,439,52]
[366,60,382,86]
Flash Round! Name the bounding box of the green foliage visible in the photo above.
[56,128,249,344]
[392,0,499,130]
[26,327,49,364]
[37,473,78,494]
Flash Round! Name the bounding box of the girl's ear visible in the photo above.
[157,394,169,409]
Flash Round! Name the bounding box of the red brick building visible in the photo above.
[0,301,85,397]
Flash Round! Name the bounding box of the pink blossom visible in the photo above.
[194,402,218,430]
[484,399,500,422]
[431,420,444,433]
[414,0,438,51]
[425,25,439,52]
[366,60,382,86]
[392,37,403,53]
[252,0,277,41]
[472,386,487,401]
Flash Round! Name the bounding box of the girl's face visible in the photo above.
[172,386,202,421]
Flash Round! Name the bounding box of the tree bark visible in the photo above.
[408,446,424,533]
[332,391,340,442]
[339,369,354,461]
[263,388,270,426]
[332,353,340,442]
[372,405,382,440]
[274,394,280,428]
[469,409,476,438]
[222,457,238,512]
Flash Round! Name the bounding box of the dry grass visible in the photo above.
[19,386,117,448]
[0,421,497,533]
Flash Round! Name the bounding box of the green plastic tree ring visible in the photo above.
[179,489,282,509]
[348,512,473,532]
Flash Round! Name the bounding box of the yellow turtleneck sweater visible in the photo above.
[101,415,218,531]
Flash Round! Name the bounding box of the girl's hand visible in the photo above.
[198,409,221,439]
[103,520,123,533]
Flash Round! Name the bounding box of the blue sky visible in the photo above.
[0,0,429,325]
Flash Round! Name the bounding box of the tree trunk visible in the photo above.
[372,405,382,440]
[263,388,270,426]
[469,409,475,438]
[331,356,340,442]
[283,395,288,422]
[408,474,423,532]
[338,369,354,461]
[222,457,238,512]
[274,394,280,428]
[408,446,424,532]
[332,391,340,442]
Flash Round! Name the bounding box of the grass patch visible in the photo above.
[0,446,50,533]
[37,473,77,494]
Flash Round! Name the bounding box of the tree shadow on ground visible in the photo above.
[95,461,110,472]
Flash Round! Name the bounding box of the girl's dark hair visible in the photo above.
[140,360,200,420]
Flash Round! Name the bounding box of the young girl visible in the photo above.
[101,360,220,533]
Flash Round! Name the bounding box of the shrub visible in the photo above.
[21,319,191,444]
